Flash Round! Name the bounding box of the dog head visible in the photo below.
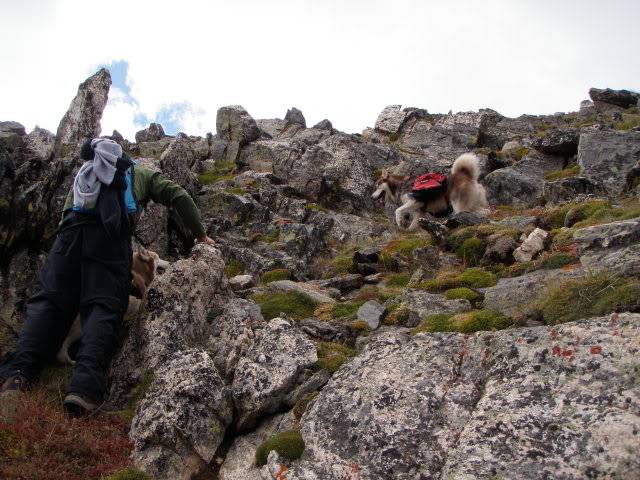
[131,248,169,298]
[371,171,408,206]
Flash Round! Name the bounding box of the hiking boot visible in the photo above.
[0,375,28,423]
[63,393,101,418]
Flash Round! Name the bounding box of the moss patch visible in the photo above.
[411,309,511,335]
[419,267,497,291]
[314,341,356,373]
[571,200,640,229]
[536,272,640,325]
[445,287,481,304]
[224,259,245,277]
[254,228,280,244]
[255,430,305,467]
[103,469,152,480]
[544,164,581,181]
[252,291,319,320]
[500,251,579,278]
[380,234,432,268]
[385,272,411,288]
[331,301,364,319]
[198,160,236,185]
[305,202,328,213]
[261,268,291,284]
[383,303,410,326]
[542,200,610,229]
[455,237,485,266]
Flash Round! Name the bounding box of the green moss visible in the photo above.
[614,113,640,131]
[305,202,328,213]
[513,146,530,160]
[447,224,519,253]
[542,200,610,229]
[331,301,364,319]
[314,341,356,373]
[224,186,247,195]
[380,234,432,268]
[545,164,581,181]
[103,469,152,480]
[500,251,579,278]
[118,371,154,424]
[412,309,511,335]
[419,267,497,291]
[261,268,291,284]
[538,272,640,325]
[455,237,485,266]
[198,160,237,185]
[254,228,280,244]
[326,246,358,276]
[385,272,411,288]
[383,303,410,326]
[572,200,640,229]
[252,291,319,320]
[255,430,305,467]
[445,287,481,303]
[224,259,245,277]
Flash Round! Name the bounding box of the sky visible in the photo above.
[1,0,639,141]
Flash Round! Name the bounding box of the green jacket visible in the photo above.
[63,164,206,239]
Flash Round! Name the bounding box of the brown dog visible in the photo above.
[372,153,489,230]
[56,247,169,365]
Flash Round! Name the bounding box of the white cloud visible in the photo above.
[1,0,639,137]
[101,87,140,141]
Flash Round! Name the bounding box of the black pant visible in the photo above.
[8,213,132,401]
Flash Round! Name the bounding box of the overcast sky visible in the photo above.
[1,0,638,140]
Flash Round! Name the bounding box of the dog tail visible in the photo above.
[451,153,481,181]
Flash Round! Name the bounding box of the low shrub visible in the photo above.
[255,430,305,467]
[537,272,640,325]
[224,259,245,278]
[418,268,497,291]
[544,164,581,181]
[252,291,319,320]
[383,303,410,326]
[314,341,356,373]
[261,268,291,284]
[385,272,411,288]
[411,309,511,335]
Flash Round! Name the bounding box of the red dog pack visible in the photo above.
[411,172,447,193]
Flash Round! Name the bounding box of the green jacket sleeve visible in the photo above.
[138,166,206,239]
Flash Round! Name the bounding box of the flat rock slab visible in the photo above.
[356,300,385,329]
[271,314,640,479]
[267,280,337,304]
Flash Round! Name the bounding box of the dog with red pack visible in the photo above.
[371,153,489,230]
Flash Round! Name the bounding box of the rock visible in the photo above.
[24,127,55,163]
[0,121,26,136]
[513,227,549,263]
[285,107,306,127]
[135,123,165,143]
[312,119,333,131]
[55,68,111,148]
[589,87,639,109]
[285,369,331,408]
[493,215,539,230]
[577,130,640,196]
[231,318,317,430]
[483,167,544,207]
[207,298,265,380]
[579,99,594,114]
[445,211,489,229]
[159,133,199,195]
[318,274,364,293]
[219,413,295,480]
[418,214,449,244]
[543,176,601,204]
[216,106,260,160]
[266,280,336,304]
[356,300,385,329]
[108,244,229,405]
[134,200,168,255]
[532,128,579,156]
[353,246,380,264]
[298,318,351,343]
[229,274,255,291]
[481,234,518,265]
[364,273,384,284]
[481,268,582,318]
[131,349,232,480]
[287,314,640,479]
[388,290,471,327]
[374,105,409,134]
[573,217,640,276]
[413,245,441,272]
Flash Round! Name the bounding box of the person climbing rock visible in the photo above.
[0,138,214,419]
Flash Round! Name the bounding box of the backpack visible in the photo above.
[411,172,447,193]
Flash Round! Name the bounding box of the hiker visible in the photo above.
[0,138,214,417]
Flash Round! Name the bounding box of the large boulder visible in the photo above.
[532,128,580,156]
[131,349,233,480]
[135,122,166,143]
[159,133,200,195]
[589,87,639,109]
[387,289,471,327]
[55,68,111,149]
[577,130,640,196]
[285,107,306,127]
[231,318,317,431]
[273,314,640,479]
[217,106,260,161]
[543,176,601,204]
[574,217,640,276]
[483,167,544,207]
[374,105,411,134]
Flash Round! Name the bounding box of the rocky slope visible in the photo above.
[1,71,639,480]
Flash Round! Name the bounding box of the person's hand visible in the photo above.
[197,235,216,246]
